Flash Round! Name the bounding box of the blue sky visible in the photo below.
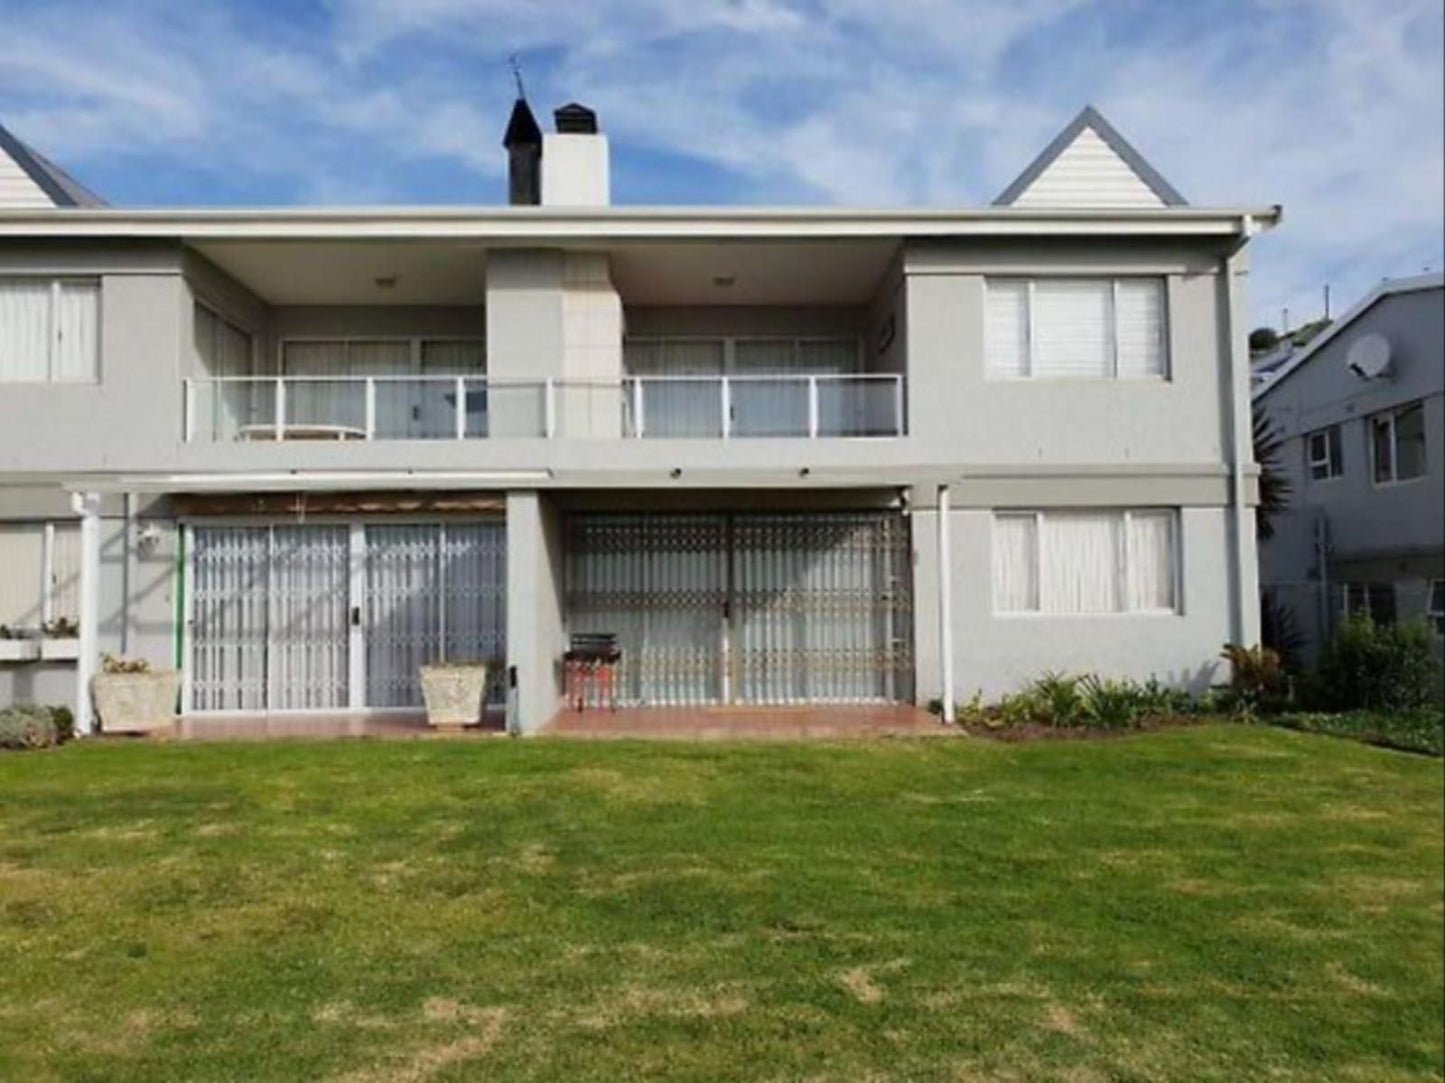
[1,0,1441,328]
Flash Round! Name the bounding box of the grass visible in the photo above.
[1,725,1441,1082]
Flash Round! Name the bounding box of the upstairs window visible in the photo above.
[0,278,100,383]
[1307,425,1344,480]
[1371,402,1426,484]
[986,277,1167,380]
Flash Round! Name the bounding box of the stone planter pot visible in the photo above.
[419,664,489,730]
[93,671,180,735]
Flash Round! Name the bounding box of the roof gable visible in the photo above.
[994,106,1185,209]
[0,122,107,208]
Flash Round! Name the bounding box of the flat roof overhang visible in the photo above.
[0,204,1282,243]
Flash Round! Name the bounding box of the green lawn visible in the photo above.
[1,726,1441,1082]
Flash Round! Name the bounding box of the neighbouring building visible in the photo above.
[1254,273,1444,665]
[0,101,1276,733]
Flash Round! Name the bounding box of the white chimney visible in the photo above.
[541,103,610,207]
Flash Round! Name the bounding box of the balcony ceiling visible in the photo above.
[190,237,898,307]
[608,240,898,305]
[192,241,491,305]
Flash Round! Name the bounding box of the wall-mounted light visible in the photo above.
[711,274,736,288]
[669,467,683,479]
[135,522,162,555]
[798,467,810,478]
[374,275,399,289]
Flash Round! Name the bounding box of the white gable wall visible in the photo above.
[0,145,55,208]
[1011,127,1165,209]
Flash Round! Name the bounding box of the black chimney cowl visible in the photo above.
[554,103,599,134]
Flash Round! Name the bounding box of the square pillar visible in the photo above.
[505,491,566,734]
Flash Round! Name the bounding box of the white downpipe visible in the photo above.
[937,484,955,722]
[72,491,101,736]
[1222,247,1252,646]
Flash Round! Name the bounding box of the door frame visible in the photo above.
[181,515,505,715]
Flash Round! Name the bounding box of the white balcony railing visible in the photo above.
[183,373,904,442]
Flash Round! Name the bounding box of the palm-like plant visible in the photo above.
[1252,406,1291,541]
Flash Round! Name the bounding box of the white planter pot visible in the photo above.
[93,671,181,734]
[0,640,41,663]
[41,638,80,661]
[419,664,489,728]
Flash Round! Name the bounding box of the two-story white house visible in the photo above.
[0,102,1276,734]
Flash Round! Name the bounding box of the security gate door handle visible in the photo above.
[350,606,361,627]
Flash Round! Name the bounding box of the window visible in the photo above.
[1340,583,1396,625]
[0,278,100,383]
[1429,580,1444,636]
[986,277,1167,380]
[992,509,1178,614]
[194,303,254,377]
[1371,402,1427,484]
[1307,425,1344,480]
[0,522,80,634]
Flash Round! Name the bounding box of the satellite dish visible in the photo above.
[1347,333,1393,380]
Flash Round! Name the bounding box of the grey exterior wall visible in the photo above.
[1257,286,1444,660]
[2,231,1259,715]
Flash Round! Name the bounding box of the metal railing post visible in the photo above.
[892,375,905,436]
[544,378,556,438]
[807,375,820,438]
[364,378,376,440]
[183,379,196,443]
[274,377,285,441]
[455,377,466,439]
[632,378,645,438]
[720,376,731,439]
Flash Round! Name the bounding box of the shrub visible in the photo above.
[1030,672,1083,727]
[49,706,75,743]
[1078,675,1144,729]
[1221,643,1289,717]
[1319,616,1439,712]
[0,706,60,751]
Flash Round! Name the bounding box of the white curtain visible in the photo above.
[992,514,1038,612]
[1041,511,1121,613]
[0,281,53,382]
[419,339,486,439]
[637,339,725,437]
[1115,279,1165,378]
[49,524,81,622]
[54,282,99,382]
[1127,511,1176,611]
[733,339,805,436]
[1033,280,1112,379]
[0,523,44,628]
[986,280,1029,378]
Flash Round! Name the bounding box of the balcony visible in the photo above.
[183,373,905,442]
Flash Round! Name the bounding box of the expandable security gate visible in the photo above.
[565,512,912,706]
[188,521,505,711]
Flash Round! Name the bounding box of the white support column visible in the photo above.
[937,484,955,723]
[632,379,645,438]
[454,377,467,440]
[364,378,377,440]
[183,379,196,443]
[274,377,286,441]
[544,377,557,438]
[807,376,819,438]
[71,491,102,736]
[720,377,732,439]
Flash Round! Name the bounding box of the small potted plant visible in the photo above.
[40,617,80,660]
[0,625,41,663]
[92,654,180,735]
[418,660,491,732]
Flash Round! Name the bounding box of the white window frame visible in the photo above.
[0,276,101,384]
[1370,402,1427,487]
[1427,579,1445,637]
[992,508,1182,617]
[1307,424,1344,481]
[985,276,1170,382]
[0,520,80,635]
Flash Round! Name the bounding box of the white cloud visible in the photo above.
[0,0,1439,323]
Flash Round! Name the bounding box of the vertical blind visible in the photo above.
[986,277,1166,379]
[992,509,1178,614]
[0,279,99,383]
[0,522,81,630]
